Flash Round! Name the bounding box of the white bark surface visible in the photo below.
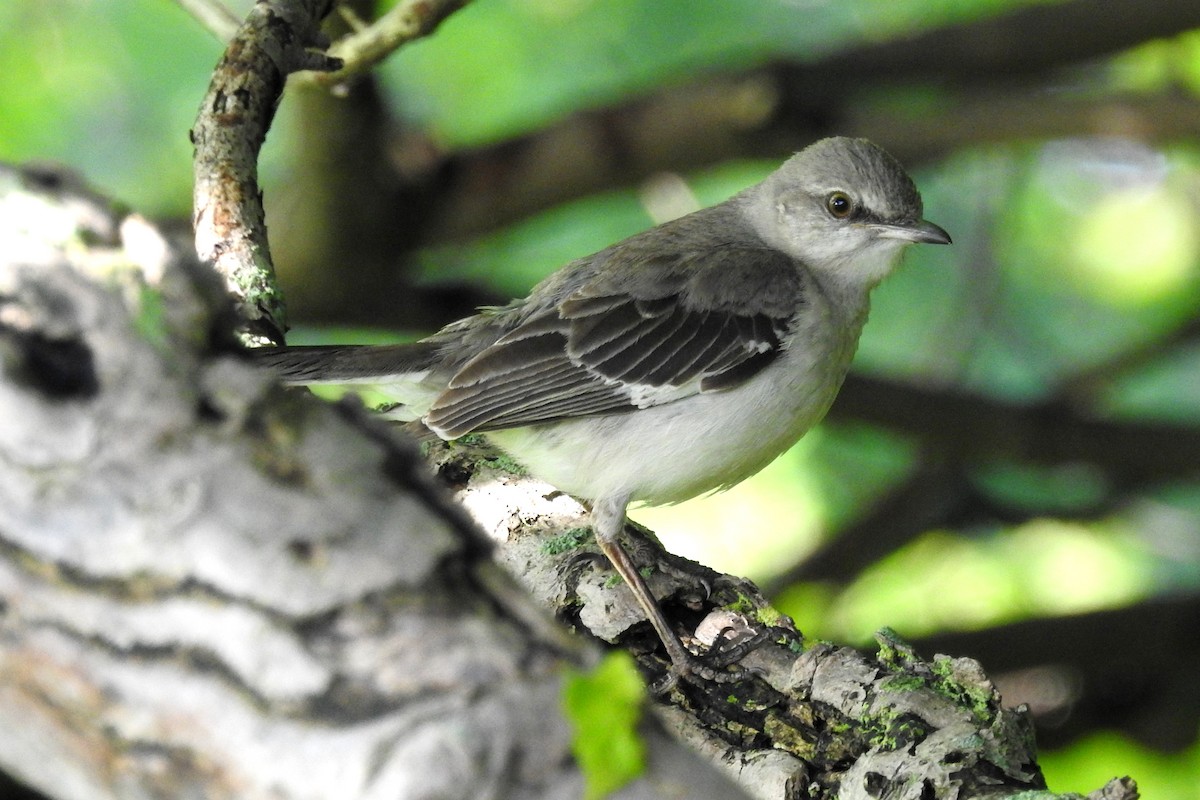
[0,166,748,800]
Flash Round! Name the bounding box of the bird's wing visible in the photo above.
[424,245,801,438]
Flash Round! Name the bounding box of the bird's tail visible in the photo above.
[251,342,446,422]
[250,342,440,385]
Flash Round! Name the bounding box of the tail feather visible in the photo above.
[251,343,440,385]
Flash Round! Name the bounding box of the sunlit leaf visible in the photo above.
[562,652,646,800]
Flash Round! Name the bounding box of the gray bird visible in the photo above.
[256,137,951,679]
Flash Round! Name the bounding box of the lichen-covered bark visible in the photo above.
[426,438,1137,800]
[0,164,747,800]
[191,0,341,345]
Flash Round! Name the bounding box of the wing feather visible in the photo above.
[424,242,802,437]
[572,304,692,382]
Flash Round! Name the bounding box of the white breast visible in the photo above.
[486,290,867,506]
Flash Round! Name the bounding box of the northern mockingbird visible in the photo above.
[257,137,951,680]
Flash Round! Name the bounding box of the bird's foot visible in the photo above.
[650,648,766,694]
[649,625,772,694]
[699,626,773,669]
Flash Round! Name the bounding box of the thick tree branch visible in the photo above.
[0,163,748,800]
[424,437,1117,799]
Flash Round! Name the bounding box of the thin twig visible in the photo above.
[173,0,241,42]
[191,0,475,344]
[306,0,472,87]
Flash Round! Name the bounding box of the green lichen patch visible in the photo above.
[451,433,487,447]
[929,655,998,720]
[541,527,593,555]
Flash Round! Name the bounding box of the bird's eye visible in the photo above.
[826,191,854,219]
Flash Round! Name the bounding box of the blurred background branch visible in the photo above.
[174,0,239,40]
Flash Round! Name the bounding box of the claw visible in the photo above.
[649,650,764,695]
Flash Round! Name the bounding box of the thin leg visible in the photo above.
[590,493,756,689]
[591,493,697,671]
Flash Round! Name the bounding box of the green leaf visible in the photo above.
[562,652,646,800]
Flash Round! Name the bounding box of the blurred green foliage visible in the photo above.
[3,0,1200,796]
[1041,731,1200,799]
[0,0,227,213]
[562,652,646,799]
[780,519,1156,643]
[380,0,1037,147]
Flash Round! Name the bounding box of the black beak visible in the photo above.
[872,219,953,245]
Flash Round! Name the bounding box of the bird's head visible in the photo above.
[748,137,951,287]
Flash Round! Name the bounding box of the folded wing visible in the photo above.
[425,247,801,439]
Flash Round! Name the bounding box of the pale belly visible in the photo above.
[484,340,854,506]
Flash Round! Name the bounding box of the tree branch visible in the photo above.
[0,162,749,800]
[424,436,1111,799]
[830,374,1200,489]
[191,0,342,345]
[312,0,472,86]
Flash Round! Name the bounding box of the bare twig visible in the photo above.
[173,0,240,42]
[309,0,472,87]
[191,0,475,345]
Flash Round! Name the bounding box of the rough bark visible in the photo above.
[191,0,343,344]
[423,436,1144,800]
[0,162,748,800]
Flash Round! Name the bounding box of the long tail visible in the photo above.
[250,342,441,385]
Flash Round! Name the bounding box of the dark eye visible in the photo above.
[826,191,854,219]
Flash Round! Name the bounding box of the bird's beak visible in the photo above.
[871,219,952,245]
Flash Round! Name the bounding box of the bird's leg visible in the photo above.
[590,494,742,686]
[591,494,692,667]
